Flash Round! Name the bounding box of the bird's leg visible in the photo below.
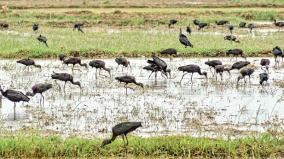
[14,102,16,120]
[249,76,251,84]
[180,73,187,84]
[215,73,218,80]
[190,73,193,83]
[125,135,129,145]
[116,65,119,71]
[124,84,128,95]
[41,94,44,106]
[209,67,213,76]
[64,81,66,92]
[95,69,98,79]
[148,72,153,79]
[221,73,223,81]
[99,69,101,75]
[155,72,157,82]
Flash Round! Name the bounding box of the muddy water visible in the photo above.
[0,57,283,138]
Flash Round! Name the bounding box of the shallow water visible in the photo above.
[0,57,283,138]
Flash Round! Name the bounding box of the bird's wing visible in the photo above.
[6,90,29,101]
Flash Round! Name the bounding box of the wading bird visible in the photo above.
[0,22,9,29]
[273,19,284,27]
[26,83,52,105]
[73,23,84,33]
[160,48,177,56]
[59,54,66,62]
[272,46,283,67]
[32,24,39,31]
[115,75,143,94]
[260,59,270,72]
[143,65,171,80]
[205,60,222,76]
[228,25,234,34]
[147,56,169,78]
[115,57,131,71]
[17,58,41,70]
[0,86,29,120]
[239,22,246,28]
[51,72,81,91]
[215,20,229,25]
[193,19,200,28]
[237,67,255,85]
[186,25,192,34]
[224,35,240,43]
[63,57,88,70]
[259,72,268,87]
[215,65,231,81]
[230,61,250,70]
[197,22,209,31]
[168,19,177,28]
[101,122,142,148]
[226,49,246,60]
[89,60,111,77]
[37,35,48,47]
[247,23,255,33]
[179,28,193,48]
[178,64,207,84]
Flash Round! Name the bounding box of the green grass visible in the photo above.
[0,26,281,58]
[0,133,283,158]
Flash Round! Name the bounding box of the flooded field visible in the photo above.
[0,57,283,138]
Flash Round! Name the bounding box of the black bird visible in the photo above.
[237,67,255,85]
[160,48,177,56]
[115,75,143,94]
[32,24,39,31]
[0,86,30,120]
[193,19,200,28]
[239,22,246,28]
[197,22,208,31]
[186,25,192,34]
[63,57,88,70]
[59,54,66,62]
[73,23,84,33]
[51,72,81,91]
[205,60,222,75]
[168,19,178,28]
[37,35,48,47]
[17,58,41,70]
[259,73,268,87]
[272,46,283,66]
[215,65,231,81]
[115,57,131,70]
[215,20,229,25]
[224,35,240,43]
[179,28,193,48]
[260,59,270,72]
[273,19,284,27]
[147,56,169,78]
[89,60,111,77]
[26,83,52,105]
[0,22,9,29]
[247,23,255,33]
[101,122,142,148]
[178,64,207,83]
[143,65,171,80]
[228,25,234,34]
[230,61,250,70]
[226,49,246,60]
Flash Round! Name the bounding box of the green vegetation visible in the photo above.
[0,133,283,158]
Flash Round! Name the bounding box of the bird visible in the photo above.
[215,65,231,81]
[178,64,207,84]
[58,54,66,62]
[230,61,250,70]
[101,122,142,148]
[37,35,48,47]
[32,24,39,31]
[205,60,222,76]
[143,65,171,80]
[179,28,193,48]
[115,57,131,71]
[0,22,9,29]
[228,25,234,34]
[168,19,178,28]
[89,60,111,77]
[73,23,84,33]
[147,55,169,78]
[115,75,143,94]
[273,19,284,27]
[259,73,268,87]
[63,57,88,70]
[186,25,192,34]
[247,23,255,33]
[17,58,41,70]
[215,20,229,25]
[239,22,246,28]
[260,59,270,72]
[0,86,30,120]
[51,72,81,91]
[224,35,240,43]
[26,83,52,105]
[272,46,283,66]
[226,49,246,60]
[160,48,177,56]
[197,22,208,31]
[193,19,200,28]
[237,67,255,85]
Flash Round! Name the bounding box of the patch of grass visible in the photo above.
[0,133,282,158]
